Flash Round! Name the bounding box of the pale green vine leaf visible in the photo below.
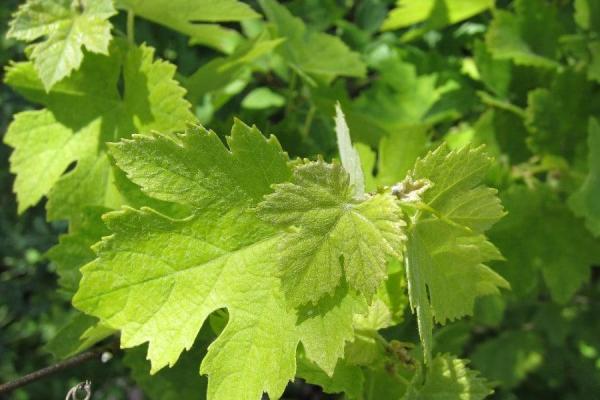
[257,161,405,307]
[185,34,284,104]
[404,145,508,362]
[8,0,117,90]
[4,110,97,214]
[485,0,565,68]
[492,185,600,303]
[259,0,366,79]
[74,124,367,399]
[297,353,364,399]
[382,0,493,35]
[47,207,111,294]
[117,0,260,53]
[471,331,542,389]
[241,87,285,109]
[4,39,196,220]
[569,118,600,237]
[403,354,493,399]
[124,336,209,400]
[295,285,367,375]
[108,121,291,209]
[575,0,600,31]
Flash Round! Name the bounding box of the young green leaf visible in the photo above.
[403,145,508,362]
[297,355,364,399]
[574,0,600,31]
[124,337,209,400]
[569,118,600,237]
[259,0,366,80]
[382,0,493,38]
[485,0,565,68]
[376,126,429,186]
[8,0,116,90]
[403,354,493,399]
[241,87,285,109]
[74,122,368,399]
[184,34,284,104]
[117,0,260,54]
[526,70,600,160]
[471,331,542,389]
[4,39,196,220]
[491,185,600,303]
[46,314,114,359]
[257,160,405,307]
[351,58,449,144]
[47,207,111,294]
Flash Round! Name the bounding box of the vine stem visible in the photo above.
[0,342,117,396]
[284,70,297,117]
[127,9,135,44]
[301,105,316,138]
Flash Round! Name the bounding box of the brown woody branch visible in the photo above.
[0,342,118,396]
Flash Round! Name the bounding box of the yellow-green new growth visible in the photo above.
[403,145,509,363]
[8,0,117,90]
[257,160,406,307]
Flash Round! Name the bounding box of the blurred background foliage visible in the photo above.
[1,0,600,399]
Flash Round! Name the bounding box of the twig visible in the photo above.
[0,342,117,396]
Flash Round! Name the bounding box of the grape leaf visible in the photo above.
[117,0,260,54]
[47,198,181,360]
[575,0,600,32]
[354,126,429,190]
[376,126,429,186]
[588,41,600,83]
[570,9,600,83]
[403,354,493,399]
[74,122,368,399]
[382,0,493,38]
[47,184,183,295]
[124,337,209,400]
[184,34,284,104]
[526,69,600,160]
[569,118,600,237]
[485,0,565,68]
[345,285,405,367]
[259,0,366,80]
[404,145,508,362]
[4,39,196,220]
[473,109,532,164]
[257,160,405,307]
[471,331,543,389]
[295,285,367,375]
[46,314,114,359]
[297,354,364,399]
[7,0,116,91]
[363,367,411,400]
[350,57,452,145]
[473,40,512,98]
[241,87,285,109]
[47,207,110,294]
[4,110,97,216]
[490,184,600,303]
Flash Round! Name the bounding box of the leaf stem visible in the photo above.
[284,70,297,117]
[127,9,135,44]
[301,105,316,137]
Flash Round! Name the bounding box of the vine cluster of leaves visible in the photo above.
[3,0,600,399]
